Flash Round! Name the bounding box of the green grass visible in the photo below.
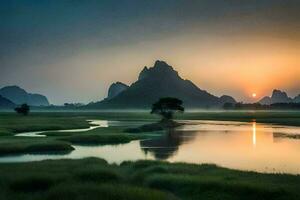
[0,158,299,200]
[0,111,299,199]
[0,113,91,136]
[0,111,299,155]
[179,111,300,126]
[0,113,156,155]
[0,137,74,155]
[1,111,300,136]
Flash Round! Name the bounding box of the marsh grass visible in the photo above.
[0,138,74,155]
[10,174,57,192]
[73,167,123,183]
[0,113,90,136]
[0,113,151,155]
[178,111,300,126]
[0,111,300,199]
[0,158,299,200]
[45,182,178,200]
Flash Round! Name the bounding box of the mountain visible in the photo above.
[0,86,50,106]
[259,89,295,105]
[259,96,272,105]
[89,60,236,109]
[271,89,292,103]
[107,82,129,100]
[219,95,236,104]
[294,95,300,103]
[0,95,15,109]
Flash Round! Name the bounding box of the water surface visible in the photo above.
[2,120,300,174]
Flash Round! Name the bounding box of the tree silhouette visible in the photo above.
[15,104,30,115]
[151,97,184,120]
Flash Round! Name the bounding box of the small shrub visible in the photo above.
[14,104,30,116]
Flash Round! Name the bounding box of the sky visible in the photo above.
[1,0,299,105]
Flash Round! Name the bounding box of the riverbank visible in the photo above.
[1,110,300,128]
[0,114,151,156]
[0,111,300,156]
[0,157,299,200]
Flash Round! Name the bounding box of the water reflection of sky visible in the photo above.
[2,120,300,174]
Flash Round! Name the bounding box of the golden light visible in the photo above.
[252,93,257,98]
[252,122,256,148]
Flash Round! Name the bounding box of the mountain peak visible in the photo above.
[153,60,175,72]
[0,85,27,96]
[107,82,129,99]
[91,60,236,109]
[259,89,293,105]
[272,89,288,97]
[1,85,25,91]
[138,60,178,81]
[154,60,170,68]
[271,89,291,103]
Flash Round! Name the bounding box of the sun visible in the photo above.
[252,93,257,98]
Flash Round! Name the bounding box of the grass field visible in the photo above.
[180,110,300,126]
[0,157,300,200]
[0,111,300,199]
[1,111,300,135]
[0,111,300,156]
[0,113,148,155]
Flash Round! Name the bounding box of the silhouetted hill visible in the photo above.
[0,95,15,109]
[294,95,300,103]
[259,89,296,105]
[107,82,129,100]
[271,89,292,103]
[0,86,50,106]
[225,102,300,110]
[220,95,236,104]
[259,96,272,105]
[88,60,236,109]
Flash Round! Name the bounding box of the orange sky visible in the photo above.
[173,35,300,102]
[1,1,299,104]
[19,33,298,104]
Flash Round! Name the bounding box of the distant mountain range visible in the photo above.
[0,86,50,107]
[2,65,298,110]
[258,89,300,105]
[88,60,236,109]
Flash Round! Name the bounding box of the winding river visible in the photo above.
[2,120,300,174]
[15,120,109,137]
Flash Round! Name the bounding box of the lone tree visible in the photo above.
[151,97,184,121]
[15,104,30,115]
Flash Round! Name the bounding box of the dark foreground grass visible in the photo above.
[0,158,299,200]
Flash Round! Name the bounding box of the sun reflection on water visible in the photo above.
[252,122,256,148]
